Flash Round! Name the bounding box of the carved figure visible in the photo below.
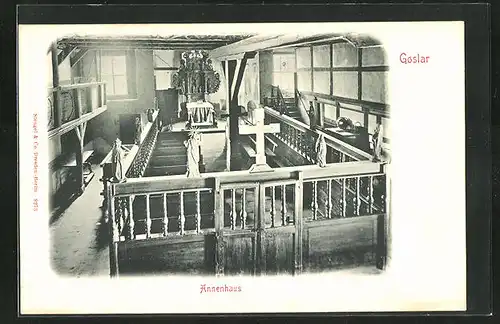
[184,130,201,177]
[134,116,142,145]
[315,134,327,167]
[308,102,317,130]
[111,138,124,182]
[372,123,384,162]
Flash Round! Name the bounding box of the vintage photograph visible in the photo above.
[19,20,467,314]
[46,32,391,277]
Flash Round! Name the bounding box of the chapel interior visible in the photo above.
[47,33,390,277]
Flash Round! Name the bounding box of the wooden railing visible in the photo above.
[47,82,107,138]
[100,110,160,222]
[106,160,387,276]
[264,107,373,162]
[264,85,289,115]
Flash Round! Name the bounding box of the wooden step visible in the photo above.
[154,146,185,153]
[149,155,187,166]
[145,164,187,176]
[157,132,188,139]
[155,140,185,148]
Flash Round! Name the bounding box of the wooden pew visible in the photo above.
[62,150,95,187]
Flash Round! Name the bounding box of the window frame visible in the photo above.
[99,50,137,101]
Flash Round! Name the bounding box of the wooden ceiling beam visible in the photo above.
[60,42,225,50]
[57,45,77,65]
[210,35,308,59]
[70,48,89,67]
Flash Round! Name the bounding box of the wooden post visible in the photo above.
[109,186,119,277]
[227,60,239,170]
[294,171,304,275]
[335,101,341,120]
[256,184,267,275]
[50,42,61,128]
[74,122,87,195]
[214,178,225,276]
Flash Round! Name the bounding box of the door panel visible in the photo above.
[223,230,257,275]
[260,227,295,275]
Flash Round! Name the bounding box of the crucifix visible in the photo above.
[239,106,280,173]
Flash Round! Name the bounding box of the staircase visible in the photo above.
[145,132,188,177]
[282,96,302,121]
[266,86,303,122]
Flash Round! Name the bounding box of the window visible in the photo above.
[272,53,295,91]
[101,51,129,98]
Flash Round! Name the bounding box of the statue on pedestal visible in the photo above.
[315,133,327,167]
[372,123,384,162]
[308,102,317,130]
[111,138,125,183]
[184,129,201,178]
[134,116,142,145]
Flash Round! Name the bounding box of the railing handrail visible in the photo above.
[112,160,384,196]
[264,106,373,161]
[99,110,159,175]
[296,89,309,112]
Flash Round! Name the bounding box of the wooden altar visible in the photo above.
[172,50,220,129]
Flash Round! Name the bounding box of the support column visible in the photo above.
[74,122,87,195]
[227,60,239,171]
[50,42,61,128]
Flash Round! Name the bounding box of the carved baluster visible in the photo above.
[110,197,119,242]
[311,181,318,220]
[230,189,236,230]
[163,193,168,236]
[270,186,276,228]
[284,124,289,145]
[145,194,151,238]
[368,176,374,214]
[115,198,122,238]
[306,133,312,162]
[240,188,247,229]
[327,179,332,219]
[341,153,345,163]
[117,198,125,239]
[291,127,296,149]
[179,191,185,235]
[296,131,301,155]
[128,195,135,240]
[282,122,287,142]
[355,177,361,216]
[341,178,346,218]
[196,190,201,234]
[281,185,287,226]
[295,129,299,151]
[380,176,386,213]
[302,131,307,157]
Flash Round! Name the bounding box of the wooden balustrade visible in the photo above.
[109,161,385,241]
[110,187,214,243]
[100,110,160,222]
[125,113,160,178]
[264,107,372,163]
[48,82,107,138]
[107,160,387,276]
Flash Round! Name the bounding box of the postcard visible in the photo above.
[18,21,466,314]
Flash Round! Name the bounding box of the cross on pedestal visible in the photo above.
[239,107,280,173]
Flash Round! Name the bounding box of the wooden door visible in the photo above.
[215,177,303,276]
[256,179,303,275]
[156,89,179,126]
[217,183,260,276]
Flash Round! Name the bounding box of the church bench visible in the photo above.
[62,150,95,186]
[241,141,276,158]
